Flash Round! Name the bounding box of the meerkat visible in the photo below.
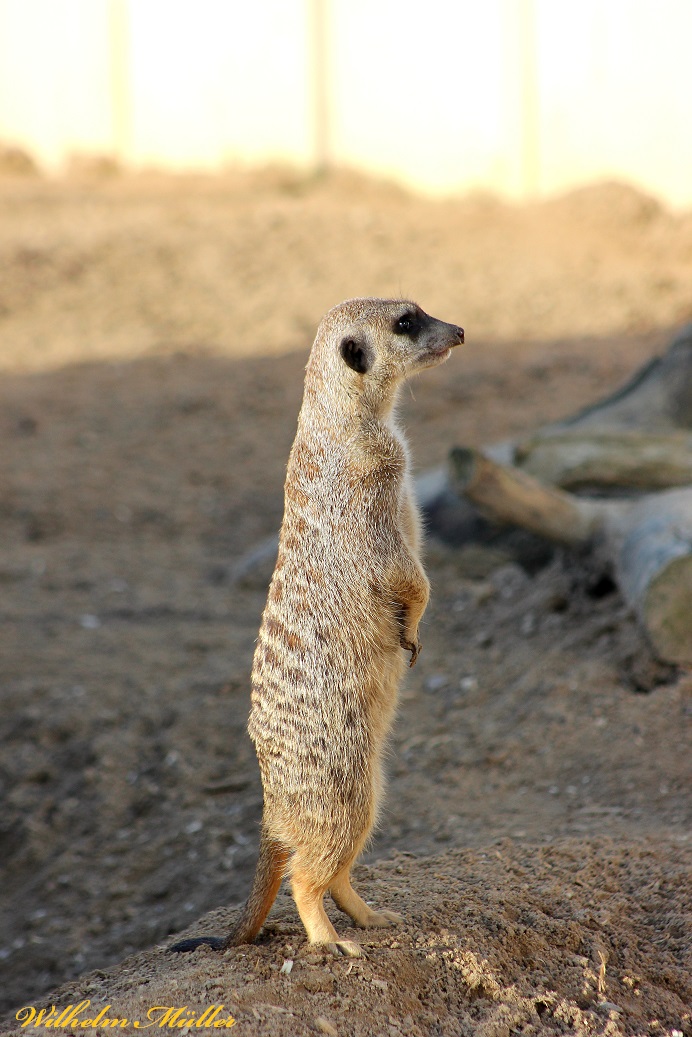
[171,298,464,958]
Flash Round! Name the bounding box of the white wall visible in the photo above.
[534,0,692,205]
[0,0,691,206]
[0,0,115,163]
[125,0,313,166]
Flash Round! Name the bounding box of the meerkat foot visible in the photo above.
[292,868,343,942]
[360,909,404,927]
[326,939,365,958]
[330,870,404,928]
[292,867,369,957]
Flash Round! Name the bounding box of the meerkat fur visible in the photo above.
[171,298,464,958]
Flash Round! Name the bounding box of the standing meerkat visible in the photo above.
[171,298,464,957]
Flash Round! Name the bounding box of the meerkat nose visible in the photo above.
[455,327,465,345]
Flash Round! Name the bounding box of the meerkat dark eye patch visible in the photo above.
[340,338,371,373]
[393,311,423,339]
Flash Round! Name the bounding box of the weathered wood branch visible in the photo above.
[515,431,692,490]
[450,447,605,545]
[450,447,692,665]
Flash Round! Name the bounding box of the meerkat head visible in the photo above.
[307,298,464,419]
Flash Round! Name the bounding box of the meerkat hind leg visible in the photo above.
[330,866,404,927]
[292,866,364,958]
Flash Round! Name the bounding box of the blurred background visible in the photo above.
[1,0,692,205]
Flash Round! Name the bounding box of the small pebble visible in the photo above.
[520,612,536,636]
[280,958,294,975]
[314,1017,338,1036]
[596,1001,623,1016]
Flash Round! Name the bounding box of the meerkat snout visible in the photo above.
[391,305,464,369]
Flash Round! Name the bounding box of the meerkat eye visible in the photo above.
[394,312,419,336]
[340,338,371,374]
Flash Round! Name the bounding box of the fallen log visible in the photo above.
[450,447,692,665]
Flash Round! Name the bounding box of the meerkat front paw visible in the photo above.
[400,636,421,667]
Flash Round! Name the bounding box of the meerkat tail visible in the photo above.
[232,831,291,944]
[168,831,290,953]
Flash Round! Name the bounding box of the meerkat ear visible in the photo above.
[340,337,372,374]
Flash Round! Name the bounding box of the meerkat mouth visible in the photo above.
[420,341,456,363]
[422,326,464,362]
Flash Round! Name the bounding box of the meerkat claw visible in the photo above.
[360,909,404,927]
[327,939,365,958]
[399,636,421,666]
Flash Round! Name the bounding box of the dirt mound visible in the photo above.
[6,839,689,1036]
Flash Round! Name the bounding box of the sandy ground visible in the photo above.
[0,168,690,1036]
